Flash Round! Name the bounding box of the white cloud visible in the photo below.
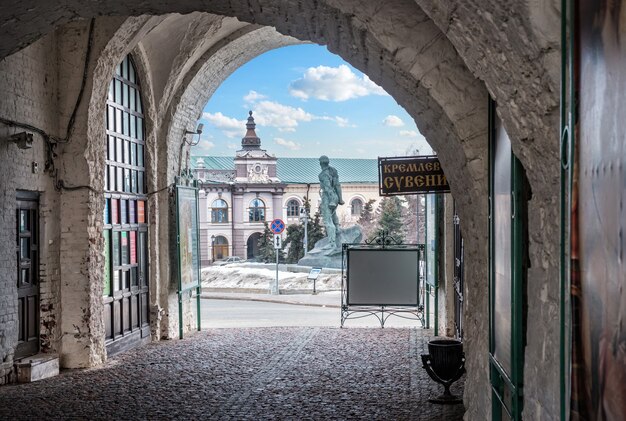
[202,112,245,138]
[289,64,387,101]
[399,130,419,138]
[226,143,238,150]
[191,135,216,155]
[274,137,302,151]
[383,115,404,127]
[243,90,267,103]
[253,100,314,131]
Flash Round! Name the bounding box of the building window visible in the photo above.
[248,198,265,222]
[103,54,149,342]
[351,198,364,216]
[211,199,229,223]
[286,199,300,217]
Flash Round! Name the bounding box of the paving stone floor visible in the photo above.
[0,328,465,420]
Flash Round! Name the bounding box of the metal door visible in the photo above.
[16,192,39,359]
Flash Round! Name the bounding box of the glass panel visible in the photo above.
[115,62,121,76]
[493,117,513,375]
[121,270,128,290]
[124,168,131,193]
[111,199,118,225]
[139,232,147,286]
[21,269,29,286]
[114,79,122,103]
[130,231,137,264]
[108,136,115,161]
[138,171,144,194]
[120,199,127,225]
[109,166,116,191]
[137,118,143,140]
[129,200,136,224]
[136,92,142,113]
[104,230,111,296]
[132,170,138,194]
[115,108,122,134]
[107,106,114,132]
[108,81,114,101]
[123,112,129,136]
[130,87,136,111]
[20,238,29,259]
[116,167,123,192]
[137,200,146,224]
[113,270,120,292]
[112,231,120,267]
[138,201,145,224]
[130,115,136,138]
[19,210,28,232]
[123,84,129,109]
[138,144,144,167]
[130,266,138,287]
[121,231,129,265]
[116,138,122,164]
[129,61,136,83]
[131,142,137,166]
[104,198,110,225]
[124,140,130,164]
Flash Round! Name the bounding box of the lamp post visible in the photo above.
[299,206,309,254]
[211,235,215,264]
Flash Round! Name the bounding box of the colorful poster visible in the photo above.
[176,186,200,292]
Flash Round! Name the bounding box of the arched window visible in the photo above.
[211,199,228,223]
[248,198,265,222]
[103,54,149,349]
[286,199,300,217]
[351,198,364,216]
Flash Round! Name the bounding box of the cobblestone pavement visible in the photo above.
[0,328,465,420]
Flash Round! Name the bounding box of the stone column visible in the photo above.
[272,192,283,220]
[232,190,245,258]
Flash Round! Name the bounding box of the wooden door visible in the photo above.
[16,192,39,359]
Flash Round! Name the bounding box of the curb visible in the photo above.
[200,293,341,309]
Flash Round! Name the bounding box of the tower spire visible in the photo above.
[241,111,261,149]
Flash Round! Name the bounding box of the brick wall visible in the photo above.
[0,33,61,383]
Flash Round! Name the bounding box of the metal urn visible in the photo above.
[421,338,465,404]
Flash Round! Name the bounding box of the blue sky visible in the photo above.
[191,44,432,159]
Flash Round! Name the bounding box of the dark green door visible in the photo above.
[16,192,40,359]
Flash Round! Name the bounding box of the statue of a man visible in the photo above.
[318,155,344,249]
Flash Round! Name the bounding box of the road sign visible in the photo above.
[273,234,282,249]
[270,218,285,234]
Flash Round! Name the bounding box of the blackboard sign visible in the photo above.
[378,155,450,195]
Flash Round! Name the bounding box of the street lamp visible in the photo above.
[299,206,309,254]
[211,235,216,263]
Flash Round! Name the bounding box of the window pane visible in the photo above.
[112,231,120,267]
[114,79,122,103]
[137,201,145,224]
[120,199,127,225]
[130,231,137,264]
[124,140,130,164]
[130,87,136,111]
[20,238,29,259]
[104,230,111,296]
[120,59,127,81]
[111,199,119,225]
[123,112,129,136]
[131,142,137,166]
[107,106,114,131]
[124,168,131,193]
[19,210,28,232]
[116,167,123,192]
[123,84,129,108]
[137,118,143,140]
[109,166,116,191]
[130,115,136,138]
[104,198,110,225]
[108,81,114,101]
[113,270,120,292]
[115,108,122,134]
[137,144,144,167]
[129,200,136,224]
[138,171,144,194]
[121,231,129,265]
[129,62,136,83]
[132,170,138,194]
[136,92,142,113]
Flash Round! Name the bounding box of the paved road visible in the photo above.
[201,298,426,329]
[0,328,465,420]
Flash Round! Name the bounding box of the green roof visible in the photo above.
[192,156,378,184]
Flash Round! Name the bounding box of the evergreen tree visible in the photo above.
[307,210,325,250]
[403,194,425,244]
[374,196,406,243]
[283,223,304,263]
[357,198,377,240]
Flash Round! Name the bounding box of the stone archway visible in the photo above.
[0,1,564,418]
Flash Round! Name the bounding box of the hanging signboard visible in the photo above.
[378,155,450,195]
[176,184,201,293]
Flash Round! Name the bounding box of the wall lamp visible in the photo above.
[5,132,34,149]
[183,123,203,147]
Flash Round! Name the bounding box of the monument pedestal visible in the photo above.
[298,225,362,269]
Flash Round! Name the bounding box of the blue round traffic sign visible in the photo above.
[270,219,285,234]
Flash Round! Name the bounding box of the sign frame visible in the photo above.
[378,155,450,196]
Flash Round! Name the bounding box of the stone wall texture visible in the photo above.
[0,1,563,419]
